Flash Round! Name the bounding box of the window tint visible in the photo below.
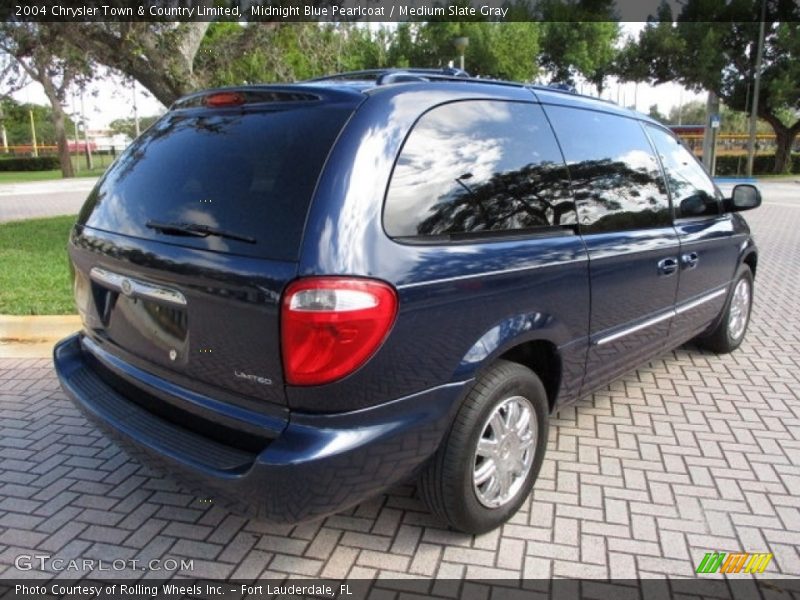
[78,105,353,261]
[646,125,720,219]
[384,101,575,239]
[545,106,671,233]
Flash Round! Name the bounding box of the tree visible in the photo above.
[108,115,160,140]
[618,1,800,173]
[55,21,210,106]
[0,23,90,177]
[194,22,387,87]
[666,100,773,133]
[0,98,77,145]
[538,1,620,93]
[647,104,668,123]
[667,100,705,126]
[386,22,540,81]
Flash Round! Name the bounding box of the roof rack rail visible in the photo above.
[304,68,624,108]
[546,83,578,94]
[306,68,471,84]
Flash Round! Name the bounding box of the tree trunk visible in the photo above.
[54,112,74,178]
[774,129,792,174]
[41,85,74,178]
[761,113,800,174]
[595,78,605,96]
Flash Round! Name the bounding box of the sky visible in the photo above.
[10,22,704,131]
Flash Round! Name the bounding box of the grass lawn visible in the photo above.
[0,154,114,184]
[0,166,109,184]
[0,215,76,315]
[0,170,65,183]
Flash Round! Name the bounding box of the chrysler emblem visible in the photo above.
[120,278,134,297]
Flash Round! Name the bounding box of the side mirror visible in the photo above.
[727,184,762,212]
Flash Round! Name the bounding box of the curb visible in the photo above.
[0,315,81,359]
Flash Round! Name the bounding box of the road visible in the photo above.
[0,178,98,224]
[0,180,798,582]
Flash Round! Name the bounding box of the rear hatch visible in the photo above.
[71,86,361,408]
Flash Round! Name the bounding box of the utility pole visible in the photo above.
[746,0,767,177]
[80,89,93,170]
[0,104,8,153]
[29,109,38,157]
[702,91,720,174]
[453,37,469,72]
[72,91,80,173]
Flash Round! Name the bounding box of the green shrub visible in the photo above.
[0,156,61,171]
[714,153,800,176]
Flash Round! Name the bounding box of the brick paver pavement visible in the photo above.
[0,184,798,580]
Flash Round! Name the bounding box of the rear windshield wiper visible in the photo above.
[146,220,256,244]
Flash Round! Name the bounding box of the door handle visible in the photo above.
[682,252,699,269]
[657,257,679,276]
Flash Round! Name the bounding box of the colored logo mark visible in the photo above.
[696,552,773,574]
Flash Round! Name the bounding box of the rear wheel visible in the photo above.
[697,266,754,354]
[419,360,549,533]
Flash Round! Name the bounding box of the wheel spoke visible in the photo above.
[483,474,501,500]
[476,437,498,458]
[506,401,520,430]
[490,412,508,438]
[518,433,534,453]
[515,407,531,435]
[495,466,511,498]
[474,458,496,485]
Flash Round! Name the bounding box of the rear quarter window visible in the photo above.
[78,104,353,261]
[384,100,575,240]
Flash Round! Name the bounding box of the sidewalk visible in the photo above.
[0,315,81,358]
[0,177,99,197]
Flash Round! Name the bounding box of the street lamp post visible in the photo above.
[132,79,141,138]
[453,37,469,72]
[0,104,8,153]
[80,89,93,170]
[29,109,38,157]
[746,0,767,177]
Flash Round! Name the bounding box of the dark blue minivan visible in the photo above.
[54,69,760,533]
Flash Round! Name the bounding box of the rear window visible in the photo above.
[78,104,353,261]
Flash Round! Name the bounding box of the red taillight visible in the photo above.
[205,92,245,107]
[281,277,398,386]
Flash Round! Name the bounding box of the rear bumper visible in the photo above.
[54,333,467,523]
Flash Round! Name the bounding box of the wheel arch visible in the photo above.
[743,250,757,279]
[498,340,561,413]
[454,312,570,414]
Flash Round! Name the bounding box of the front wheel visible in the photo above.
[697,266,754,354]
[418,360,549,533]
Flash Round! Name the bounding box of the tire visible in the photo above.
[418,359,549,534]
[696,265,754,354]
